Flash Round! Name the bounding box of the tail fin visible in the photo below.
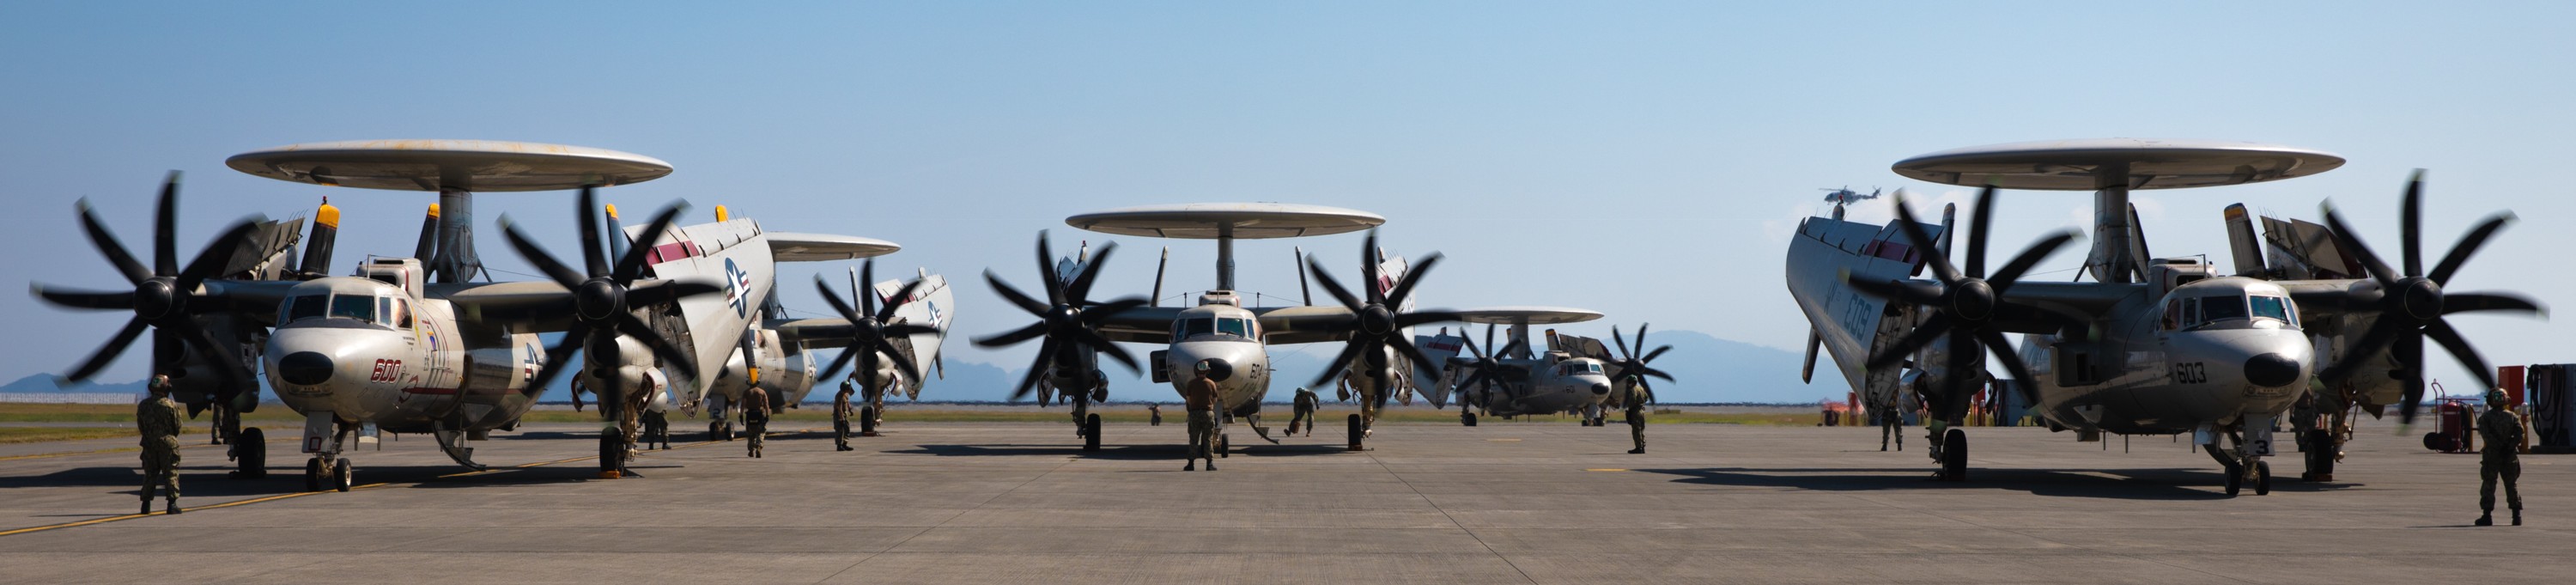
[2223,204,2267,277]
[1412,331,1466,408]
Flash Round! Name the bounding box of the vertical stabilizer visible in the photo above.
[2223,204,2267,277]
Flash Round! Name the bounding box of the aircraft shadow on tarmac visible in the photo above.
[0,463,622,499]
[1636,466,2362,500]
[891,443,1351,460]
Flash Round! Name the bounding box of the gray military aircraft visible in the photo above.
[35,140,937,489]
[1789,138,2543,495]
[1414,308,1637,426]
[972,204,1471,452]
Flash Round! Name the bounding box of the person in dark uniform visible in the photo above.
[1289,387,1318,436]
[1880,395,1907,452]
[1183,361,1219,472]
[743,387,773,458]
[1149,404,1163,426]
[137,375,183,515]
[834,381,857,452]
[641,406,670,450]
[2477,388,2525,527]
[1623,382,1652,454]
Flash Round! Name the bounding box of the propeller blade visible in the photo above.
[1641,345,1672,363]
[1635,323,1651,356]
[2395,330,2426,425]
[176,220,260,288]
[1303,256,1363,310]
[860,346,883,388]
[2400,172,2422,277]
[973,322,1048,348]
[614,316,702,381]
[76,199,151,284]
[1009,338,1057,402]
[2424,319,2500,391]
[1394,310,1464,328]
[625,278,724,308]
[1888,193,1962,284]
[168,318,256,399]
[520,328,589,401]
[859,259,877,317]
[155,173,178,276]
[2318,316,2410,383]
[496,217,590,289]
[61,316,149,383]
[2319,204,2399,289]
[816,275,864,322]
[1360,230,1382,304]
[578,186,608,277]
[1078,297,1149,326]
[1036,231,1061,305]
[1865,313,1953,370]
[1064,241,1118,303]
[878,277,927,322]
[1309,338,1370,388]
[1976,328,2040,404]
[1845,276,1945,306]
[33,285,134,311]
[1388,335,1441,381]
[1639,366,1675,382]
[881,343,924,382]
[2427,212,2514,286]
[2443,292,2544,315]
[1382,253,1441,307]
[817,345,860,381]
[983,271,1050,315]
[1610,325,1631,360]
[1067,326,1139,374]
[1966,185,1995,278]
[611,203,689,283]
[1985,230,2082,292]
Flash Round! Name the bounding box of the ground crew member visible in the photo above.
[1290,387,1318,436]
[1184,360,1219,472]
[1880,395,1907,452]
[1149,404,1163,426]
[2477,387,2525,527]
[743,387,773,458]
[641,406,670,450]
[2290,393,2320,453]
[137,375,182,515]
[834,380,857,452]
[1624,382,1651,454]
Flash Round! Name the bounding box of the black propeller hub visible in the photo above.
[1950,279,1996,322]
[855,317,884,342]
[2397,277,2442,321]
[1048,305,1083,330]
[575,278,626,321]
[1359,305,1396,336]
[135,277,183,320]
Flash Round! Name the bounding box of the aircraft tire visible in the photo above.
[1218,433,1229,458]
[860,407,878,436]
[2224,464,2244,497]
[234,427,266,478]
[1461,412,1477,427]
[1941,429,1968,482]
[304,458,323,492]
[333,458,353,492]
[1082,413,1102,452]
[599,432,621,475]
[2421,433,2448,452]
[2254,460,2271,496]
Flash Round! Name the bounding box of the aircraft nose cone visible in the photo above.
[278,351,335,386]
[2243,353,2300,388]
[1200,358,1235,382]
[1592,383,1612,395]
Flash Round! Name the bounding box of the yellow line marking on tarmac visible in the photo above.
[0,428,811,538]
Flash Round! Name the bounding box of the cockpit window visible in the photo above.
[328,294,377,322]
[380,296,412,328]
[1217,318,1252,338]
[1174,318,1212,339]
[2251,296,2294,326]
[2200,295,2248,322]
[285,294,327,322]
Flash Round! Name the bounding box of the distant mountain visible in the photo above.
[914,329,1851,405]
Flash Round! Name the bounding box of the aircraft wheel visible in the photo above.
[2254,460,2272,496]
[333,458,353,492]
[1082,413,1102,452]
[1941,429,1968,482]
[599,432,622,475]
[304,458,324,492]
[234,427,266,478]
[2421,433,2449,452]
[1461,412,1478,427]
[860,406,878,436]
[1346,414,1364,452]
[1218,433,1230,458]
[2224,466,2244,497]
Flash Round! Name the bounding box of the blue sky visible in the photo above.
[3,2,2570,400]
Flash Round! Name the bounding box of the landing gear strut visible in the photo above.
[2205,425,2272,497]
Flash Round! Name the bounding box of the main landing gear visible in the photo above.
[2204,424,2273,497]
[1082,412,1103,452]
[1346,413,1366,451]
[1931,428,1968,482]
[304,455,351,492]
[230,427,267,478]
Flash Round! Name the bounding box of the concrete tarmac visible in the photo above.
[0,420,2565,584]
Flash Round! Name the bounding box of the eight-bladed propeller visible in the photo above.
[975,231,1147,402]
[815,259,939,387]
[1303,229,1464,410]
[1849,186,2081,414]
[2311,171,2545,424]
[34,172,263,398]
[1449,324,1525,404]
[498,186,723,405]
[1608,323,1675,402]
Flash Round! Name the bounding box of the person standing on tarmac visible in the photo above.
[137,375,183,515]
[1880,396,1906,452]
[743,387,774,458]
[1183,361,1219,472]
[641,405,670,450]
[1623,381,1652,454]
[834,381,857,452]
[1290,387,1319,436]
[2477,387,2525,527]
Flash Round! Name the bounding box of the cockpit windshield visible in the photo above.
[2166,293,2298,330]
[329,295,377,322]
[285,295,327,321]
[1174,318,1211,339]
[2200,295,2247,322]
[1217,318,1252,338]
[2250,296,2294,326]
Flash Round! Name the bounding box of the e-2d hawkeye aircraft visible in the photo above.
[1789,139,2543,496]
[1413,310,1641,427]
[973,204,1473,453]
[36,140,939,489]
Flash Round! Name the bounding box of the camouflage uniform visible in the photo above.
[137,378,183,514]
[743,387,772,458]
[1183,366,1219,471]
[641,409,670,450]
[2477,390,2524,526]
[1624,384,1650,454]
[1290,387,1318,436]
